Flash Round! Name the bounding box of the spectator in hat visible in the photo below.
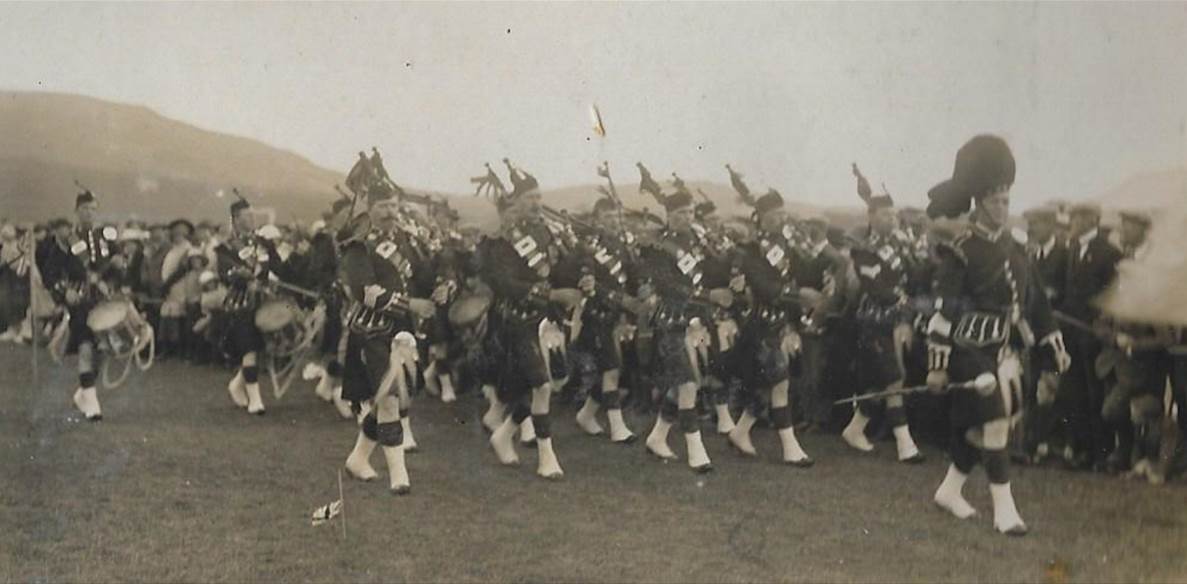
[1118,210,1152,261]
[1058,202,1123,471]
[159,219,196,360]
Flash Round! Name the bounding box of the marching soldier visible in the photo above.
[478,163,575,480]
[338,186,437,494]
[213,195,284,416]
[728,189,820,466]
[690,197,741,435]
[37,188,124,420]
[638,188,731,473]
[841,168,925,463]
[926,134,1071,535]
[572,195,641,444]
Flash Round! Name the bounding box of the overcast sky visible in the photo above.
[2,2,1185,209]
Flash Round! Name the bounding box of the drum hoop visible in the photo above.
[87,301,131,333]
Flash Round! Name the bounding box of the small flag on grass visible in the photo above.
[311,499,342,527]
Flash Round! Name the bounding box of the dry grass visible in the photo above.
[3,346,1186,583]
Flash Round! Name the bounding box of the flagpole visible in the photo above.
[337,468,347,542]
[28,229,39,386]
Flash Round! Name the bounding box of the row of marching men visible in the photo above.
[302,137,1075,537]
[39,135,1173,539]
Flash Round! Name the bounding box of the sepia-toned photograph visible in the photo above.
[2,2,1186,582]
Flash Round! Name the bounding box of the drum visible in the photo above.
[88,300,152,360]
[255,300,305,358]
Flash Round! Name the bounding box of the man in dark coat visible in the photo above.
[1058,202,1122,470]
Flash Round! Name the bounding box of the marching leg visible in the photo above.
[728,410,758,457]
[376,394,410,495]
[575,395,604,436]
[489,407,523,466]
[678,382,712,473]
[519,415,537,446]
[227,368,248,408]
[332,385,354,419]
[439,373,457,404]
[983,419,1027,535]
[771,381,812,467]
[242,353,265,415]
[714,397,736,435]
[646,400,678,461]
[345,411,379,481]
[603,370,635,444]
[842,406,875,452]
[933,463,977,520]
[481,384,505,433]
[74,342,102,421]
[887,394,923,463]
[314,363,335,402]
[533,383,563,480]
[400,408,417,453]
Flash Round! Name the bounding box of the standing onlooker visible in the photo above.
[1058,203,1122,471]
[159,219,195,360]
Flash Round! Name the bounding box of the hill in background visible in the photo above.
[2,91,1181,231]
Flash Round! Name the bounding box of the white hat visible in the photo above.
[310,219,327,233]
[256,224,282,241]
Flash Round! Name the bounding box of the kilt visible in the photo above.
[948,342,1022,430]
[493,316,552,404]
[65,302,98,354]
[341,331,394,404]
[652,325,698,391]
[855,325,903,391]
[216,309,264,362]
[734,319,791,390]
[575,312,625,373]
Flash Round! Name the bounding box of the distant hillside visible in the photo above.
[0,91,342,223]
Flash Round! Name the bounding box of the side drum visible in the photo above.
[255,300,306,359]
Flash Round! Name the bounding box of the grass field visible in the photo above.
[3,345,1186,583]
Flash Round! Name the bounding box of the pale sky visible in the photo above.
[2,2,1186,209]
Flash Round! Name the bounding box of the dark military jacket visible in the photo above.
[1062,230,1121,322]
[930,223,1056,350]
[338,228,420,336]
[477,218,574,322]
[1027,235,1069,308]
[738,226,803,325]
[37,225,122,305]
[214,233,282,313]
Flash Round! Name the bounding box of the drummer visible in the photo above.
[36,188,125,420]
[213,195,284,416]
